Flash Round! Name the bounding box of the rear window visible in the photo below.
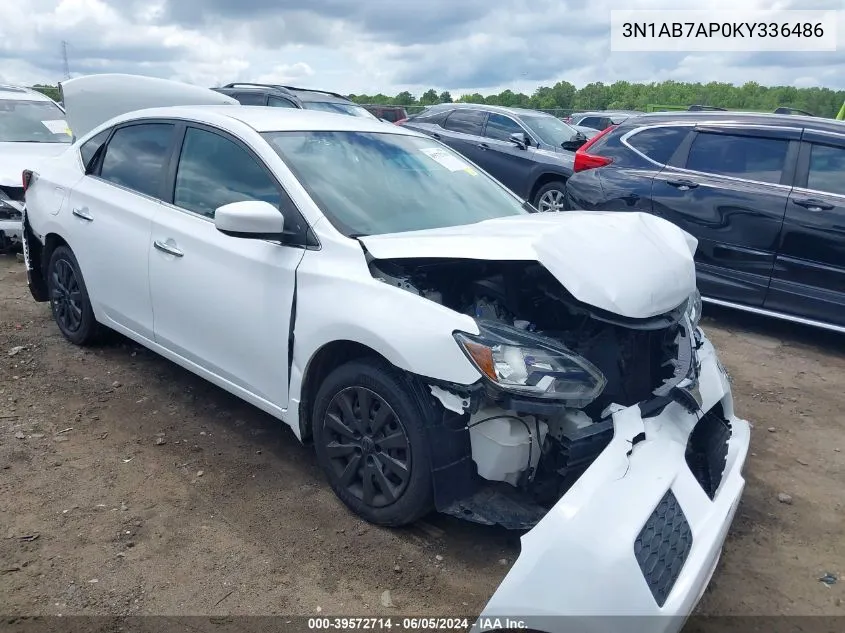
[0,99,71,143]
[627,126,690,165]
[443,109,486,135]
[686,132,788,184]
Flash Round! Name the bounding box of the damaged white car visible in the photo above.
[21,74,750,633]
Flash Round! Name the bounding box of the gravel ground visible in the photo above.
[1,254,843,620]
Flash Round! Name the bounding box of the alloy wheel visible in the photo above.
[538,188,566,212]
[51,258,83,333]
[322,386,411,508]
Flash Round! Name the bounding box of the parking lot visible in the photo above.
[0,253,843,618]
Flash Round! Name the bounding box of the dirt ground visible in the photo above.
[0,253,843,619]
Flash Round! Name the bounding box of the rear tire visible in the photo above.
[533,180,568,212]
[313,359,434,526]
[47,245,99,346]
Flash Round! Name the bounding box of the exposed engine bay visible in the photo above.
[369,256,704,529]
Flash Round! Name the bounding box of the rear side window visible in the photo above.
[268,96,296,108]
[685,132,788,184]
[627,126,690,165]
[579,116,607,130]
[443,109,486,135]
[79,128,111,173]
[381,110,399,122]
[234,92,266,106]
[99,123,174,197]
[807,143,845,196]
[174,127,281,218]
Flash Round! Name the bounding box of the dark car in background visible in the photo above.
[565,110,641,130]
[212,83,377,119]
[364,105,409,123]
[565,111,845,332]
[401,103,589,211]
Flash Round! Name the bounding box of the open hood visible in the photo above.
[360,211,698,319]
[60,74,238,139]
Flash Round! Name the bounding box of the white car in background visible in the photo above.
[0,84,71,252]
[21,74,750,633]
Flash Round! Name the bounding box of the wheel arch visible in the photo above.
[529,172,569,205]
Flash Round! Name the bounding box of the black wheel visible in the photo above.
[533,180,567,212]
[313,359,433,526]
[47,245,99,345]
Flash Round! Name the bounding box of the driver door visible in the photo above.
[149,124,305,411]
[479,112,537,195]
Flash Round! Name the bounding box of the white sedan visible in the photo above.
[21,74,750,633]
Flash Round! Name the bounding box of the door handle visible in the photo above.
[153,240,184,257]
[72,207,93,222]
[792,198,833,212]
[477,143,490,150]
[665,179,699,191]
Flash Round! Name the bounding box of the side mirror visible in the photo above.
[508,132,529,149]
[561,134,587,152]
[214,200,284,240]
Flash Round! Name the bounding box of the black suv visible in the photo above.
[212,83,377,119]
[400,104,589,212]
[566,110,641,131]
[565,111,845,332]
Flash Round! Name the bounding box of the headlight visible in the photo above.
[686,289,702,329]
[454,321,607,405]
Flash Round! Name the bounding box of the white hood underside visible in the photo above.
[360,211,699,320]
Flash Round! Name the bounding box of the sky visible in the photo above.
[1,0,843,97]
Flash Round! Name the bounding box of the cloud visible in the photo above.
[0,0,842,97]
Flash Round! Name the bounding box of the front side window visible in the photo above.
[79,128,111,172]
[520,114,580,147]
[263,130,527,237]
[99,123,174,197]
[268,96,297,108]
[807,143,845,196]
[234,92,267,106]
[174,127,280,218]
[485,113,525,141]
[0,99,71,144]
[686,132,788,184]
[627,126,690,165]
[303,102,376,118]
[443,109,486,135]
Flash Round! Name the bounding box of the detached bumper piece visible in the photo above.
[635,490,693,607]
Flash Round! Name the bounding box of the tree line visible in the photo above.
[31,79,845,118]
[348,80,845,118]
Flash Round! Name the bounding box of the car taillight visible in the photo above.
[573,125,616,173]
[22,169,33,192]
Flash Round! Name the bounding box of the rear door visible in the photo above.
[478,112,536,193]
[765,130,845,327]
[438,109,488,164]
[651,124,800,306]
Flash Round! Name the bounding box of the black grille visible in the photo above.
[686,404,732,499]
[0,185,24,202]
[635,489,693,606]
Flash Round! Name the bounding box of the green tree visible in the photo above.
[438,91,452,103]
[419,89,439,105]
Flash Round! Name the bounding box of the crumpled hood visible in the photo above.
[360,211,699,319]
[0,143,70,188]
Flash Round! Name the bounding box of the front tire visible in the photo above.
[313,359,434,526]
[47,245,99,345]
[533,180,568,212]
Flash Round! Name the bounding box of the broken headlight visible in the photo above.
[686,289,702,329]
[454,321,607,405]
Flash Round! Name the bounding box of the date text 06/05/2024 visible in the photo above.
[306,617,483,630]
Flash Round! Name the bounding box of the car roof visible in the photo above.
[420,102,558,118]
[573,110,640,117]
[620,110,845,133]
[0,84,55,102]
[216,83,356,104]
[109,105,422,135]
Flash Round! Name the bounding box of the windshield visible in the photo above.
[263,131,527,236]
[520,114,580,147]
[303,101,376,119]
[0,99,71,143]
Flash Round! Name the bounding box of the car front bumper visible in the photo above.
[473,333,750,633]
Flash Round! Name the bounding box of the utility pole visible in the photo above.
[61,41,70,80]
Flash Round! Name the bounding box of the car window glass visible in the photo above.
[99,123,174,197]
[174,127,280,218]
[443,110,486,135]
[485,113,524,141]
[628,126,690,165]
[686,132,788,184]
[268,96,296,108]
[234,92,266,106]
[807,143,845,196]
[79,128,111,172]
[0,99,71,144]
[580,117,604,130]
[381,110,398,122]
